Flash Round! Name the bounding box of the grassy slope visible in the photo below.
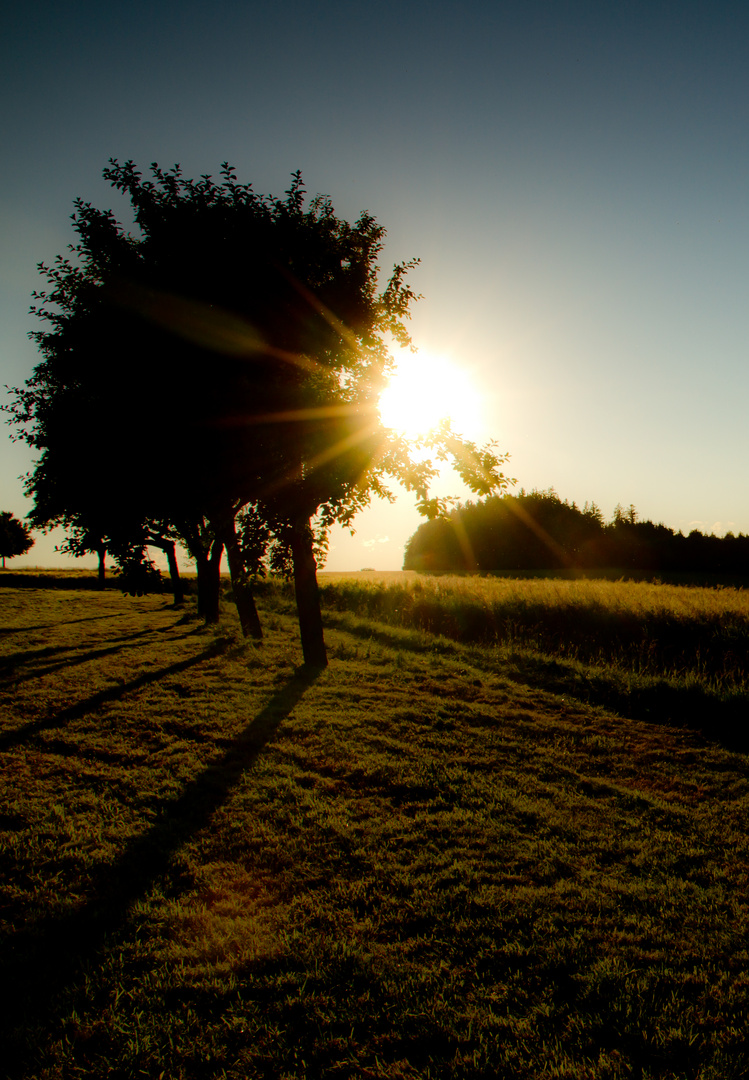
[1,586,749,1078]
[315,576,749,750]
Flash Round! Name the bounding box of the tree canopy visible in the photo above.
[8,161,513,663]
[0,512,34,569]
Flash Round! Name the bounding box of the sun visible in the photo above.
[379,349,481,438]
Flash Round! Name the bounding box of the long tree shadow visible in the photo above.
[0,637,234,750]
[0,611,126,635]
[1,626,167,684]
[0,622,208,687]
[0,664,322,1075]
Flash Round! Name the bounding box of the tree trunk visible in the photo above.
[147,537,184,606]
[196,540,223,624]
[164,540,184,606]
[96,544,106,590]
[220,518,263,640]
[195,552,209,617]
[290,516,328,667]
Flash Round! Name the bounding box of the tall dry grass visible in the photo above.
[317,574,749,692]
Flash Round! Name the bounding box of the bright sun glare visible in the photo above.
[379,350,481,438]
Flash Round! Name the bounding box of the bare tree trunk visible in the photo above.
[290,516,327,668]
[196,540,223,624]
[195,552,209,618]
[96,544,106,590]
[164,540,184,606]
[147,537,184,606]
[220,518,263,640]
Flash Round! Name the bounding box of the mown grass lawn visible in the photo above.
[1,585,749,1078]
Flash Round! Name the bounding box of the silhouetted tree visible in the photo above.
[114,549,163,596]
[8,161,512,665]
[0,512,34,568]
[142,527,184,605]
[404,490,604,574]
[19,449,184,597]
[18,446,111,586]
[109,519,185,605]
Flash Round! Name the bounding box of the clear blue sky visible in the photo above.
[2,0,748,571]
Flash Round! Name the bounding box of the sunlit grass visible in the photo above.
[322,571,749,623]
[316,573,749,693]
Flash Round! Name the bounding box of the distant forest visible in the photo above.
[403,490,749,579]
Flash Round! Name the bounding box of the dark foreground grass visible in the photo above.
[1,586,749,1078]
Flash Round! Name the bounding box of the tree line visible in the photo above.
[403,489,749,579]
[6,161,511,664]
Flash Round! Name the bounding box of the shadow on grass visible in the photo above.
[323,610,749,752]
[0,636,233,750]
[0,625,183,686]
[498,652,749,751]
[0,611,126,635]
[0,621,209,688]
[0,663,321,1076]
[321,609,460,657]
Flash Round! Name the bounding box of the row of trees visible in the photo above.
[6,161,512,664]
[404,490,749,578]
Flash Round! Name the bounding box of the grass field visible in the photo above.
[312,574,749,748]
[2,580,749,1078]
[316,573,749,686]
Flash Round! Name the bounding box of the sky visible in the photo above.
[2,0,748,572]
